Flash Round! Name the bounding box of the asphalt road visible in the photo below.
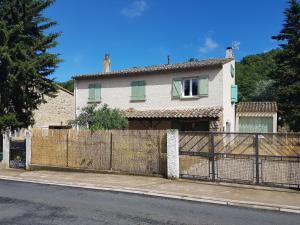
[0,180,299,225]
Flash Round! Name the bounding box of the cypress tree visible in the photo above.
[272,0,300,131]
[0,0,60,131]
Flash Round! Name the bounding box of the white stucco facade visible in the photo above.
[75,60,236,131]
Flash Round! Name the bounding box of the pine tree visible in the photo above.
[272,0,300,131]
[0,0,60,131]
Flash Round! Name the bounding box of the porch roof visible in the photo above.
[123,107,223,119]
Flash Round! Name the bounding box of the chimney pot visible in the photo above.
[103,53,111,73]
[225,47,234,59]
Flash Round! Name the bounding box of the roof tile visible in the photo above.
[123,107,223,119]
[236,102,277,113]
[73,58,232,80]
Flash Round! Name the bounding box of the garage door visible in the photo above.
[239,117,273,133]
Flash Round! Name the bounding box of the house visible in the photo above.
[73,48,237,132]
[32,85,74,129]
[236,102,277,133]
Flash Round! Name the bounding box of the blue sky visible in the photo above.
[45,0,287,81]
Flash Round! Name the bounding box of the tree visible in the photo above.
[272,0,300,131]
[0,0,60,132]
[236,50,279,102]
[57,80,74,93]
[72,104,128,131]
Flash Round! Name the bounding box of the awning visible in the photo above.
[123,107,223,119]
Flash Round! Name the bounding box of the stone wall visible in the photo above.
[33,88,74,128]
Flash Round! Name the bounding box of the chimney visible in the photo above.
[225,47,234,59]
[103,53,111,73]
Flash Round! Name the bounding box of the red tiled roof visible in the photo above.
[73,58,233,80]
[123,107,223,119]
[236,102,277,113]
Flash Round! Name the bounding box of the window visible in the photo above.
[231,84,238,103]
[231,64,235,78]
[183,78,198,97]
[88,83,101,103]
[131,80,146,101]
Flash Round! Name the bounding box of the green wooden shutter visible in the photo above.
[88,83,101,102]
[88,84,95,102]
[231,85,238,103]
[199,75,209,97]
[94,83,101,102]
[172,79,182,98]
[131,80,145,101]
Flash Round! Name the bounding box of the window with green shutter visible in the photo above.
[88,83,101,103]
[231,84,238,103]
[131,80,145,101]
[198,75,209,97]
[172,78,182,98]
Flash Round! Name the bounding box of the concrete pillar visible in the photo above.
[25,130,32,170]
[167,129,179,179]
[2,130,10,169]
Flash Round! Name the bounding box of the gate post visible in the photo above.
[167,129,179,179]
[255,134,260,184]
[25,130,32,170]
[2,130,10,169]
[209,133,215,181]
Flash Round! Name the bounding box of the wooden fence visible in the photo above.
[31,129,167,176]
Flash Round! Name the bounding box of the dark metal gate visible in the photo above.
[179,132,300,189]
[10,139,26,169]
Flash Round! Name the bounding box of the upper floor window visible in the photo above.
[131,80,146,101]
[172,75,209,99]
[88,83,101,103]
[183,78,198,97]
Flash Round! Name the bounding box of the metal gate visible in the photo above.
[179,132,300,189]
[9,139,26,169]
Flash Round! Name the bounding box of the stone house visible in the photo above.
[73,48,237,132]
[32,85,74,129]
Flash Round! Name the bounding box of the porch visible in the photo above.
[124,107,223,131]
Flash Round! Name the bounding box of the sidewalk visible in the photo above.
[0,169,299,213]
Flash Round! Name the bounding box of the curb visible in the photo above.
[0,175,299,214]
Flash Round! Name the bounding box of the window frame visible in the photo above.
[182,78,199,97]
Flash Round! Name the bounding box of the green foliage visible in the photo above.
[236,49,279,102]
[272,0,300,131]
[0,113,21,132]
[0,0,60,132]
[72,104,128,131]
[57,80,74,92]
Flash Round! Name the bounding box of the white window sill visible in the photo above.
[180,96,200,99]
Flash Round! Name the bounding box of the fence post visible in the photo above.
[110,132,113,170]
[210,133,215,181]
[2,130,10,169]
[255,134,260,184]
[167,129,179,179]
[25,130,32,170]
[66,130,69,167]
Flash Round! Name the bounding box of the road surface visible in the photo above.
[0,179,299,225]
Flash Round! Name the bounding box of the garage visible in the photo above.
[236,102,277,133]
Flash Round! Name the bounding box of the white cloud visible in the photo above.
[121,0,147,18]
[199,37,218,53]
